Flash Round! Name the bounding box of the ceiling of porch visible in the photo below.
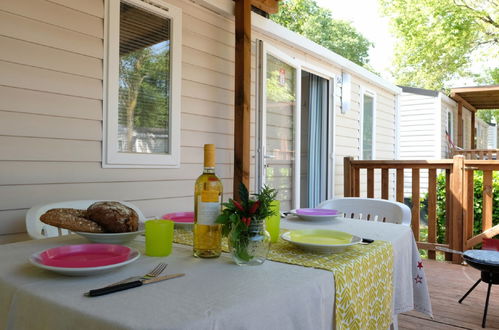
[450,85,499,111]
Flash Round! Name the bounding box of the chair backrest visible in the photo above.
[26,200,146,239]
[317,197,411,226]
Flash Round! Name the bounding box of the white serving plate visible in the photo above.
[291,209,342,222]
[29,248,140,276]
[281,229,361,254]
[74,229,144,244]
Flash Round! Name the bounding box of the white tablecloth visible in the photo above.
[0,217,431,330]
[282,217,433,318]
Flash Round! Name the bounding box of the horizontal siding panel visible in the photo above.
[0,61,102,99]
[0,11,102,58]
[0,86,101,120]
[183,13,233,47]
[182,130,233,150]
[182,96,233,120]
[0,111,101,140]
[182,80,233,105]
[183,46,234,76]
[183,29,233,62]
[0,136,100,161]
[0,0,103,38]
[0,162,233,185]
[0,209,27,234]
[47,0,104,18]
[182,113,233,135]
[169,0,233,33]
[183,62,233,91]
[0,36,101,79]
[0,179,233,210]
[181,146,233,165]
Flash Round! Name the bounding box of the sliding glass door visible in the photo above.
[257,41,333,211]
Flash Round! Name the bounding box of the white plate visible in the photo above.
[75,228,144,244]
[281,229,361,254]
[290,209,342,222]
[29,248,140,276]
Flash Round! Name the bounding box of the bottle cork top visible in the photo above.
[204,144,215,168]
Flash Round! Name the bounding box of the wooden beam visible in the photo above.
[251,0,280,14]
[450,156,465,263]
[470,111,475,149]
[457,102,463,148]
[450,93,477,112]
[233,0,251,199]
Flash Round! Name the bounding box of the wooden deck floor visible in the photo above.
[399,259,498,329]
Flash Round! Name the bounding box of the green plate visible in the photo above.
[281,229,361,254]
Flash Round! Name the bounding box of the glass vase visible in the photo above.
[228,219,271,266]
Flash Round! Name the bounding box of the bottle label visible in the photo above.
[197,199,220,225]
[201,190,219,202]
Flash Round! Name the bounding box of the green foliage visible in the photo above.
[266,71,296,102]
[379,0,499,90]
[119,46,170,130]
[270,0,373,67]
[423,171,499,245]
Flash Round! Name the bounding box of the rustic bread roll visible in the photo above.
[86,201,139,233]
[40,208,104,233]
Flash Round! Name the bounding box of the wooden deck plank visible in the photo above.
[399,259,499,330]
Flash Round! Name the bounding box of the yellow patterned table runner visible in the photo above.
[174,229,393,330]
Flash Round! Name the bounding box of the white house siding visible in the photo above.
[0,0,399,240]
[0,0,238,239]
[398,89,439,195]
[476,118,490,149]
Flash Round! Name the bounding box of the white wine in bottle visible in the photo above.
[193,144,223,258]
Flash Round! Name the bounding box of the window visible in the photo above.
[361,89,376,160]
[103,0,181,168]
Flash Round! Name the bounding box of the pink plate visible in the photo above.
[38,244,131,268]
[163,211,194,224]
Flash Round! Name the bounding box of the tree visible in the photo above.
[380,0,499,90]
[271,0,373,67]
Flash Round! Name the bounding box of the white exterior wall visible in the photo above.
[476,118,490,149]
[0,0,399,239]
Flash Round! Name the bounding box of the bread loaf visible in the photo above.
[86,201,139,233]
[40,208,105,233]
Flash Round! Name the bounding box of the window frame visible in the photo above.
[360,87,376,160]
[103,0,182,168]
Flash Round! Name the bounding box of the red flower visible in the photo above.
[241,217,251,227]
[249,201,260,214]
[233,200,244,212]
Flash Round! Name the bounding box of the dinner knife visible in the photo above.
[85,273,185,297]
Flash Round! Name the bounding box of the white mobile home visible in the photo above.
[0,0,400,242]
[398,86,491,193]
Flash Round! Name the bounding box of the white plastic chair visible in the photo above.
[26,200,146,239]
[317,197,411,226]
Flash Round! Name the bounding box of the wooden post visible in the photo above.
[428,169,437,260]
[457,102,463,148]
[233,0,251,199]
[343,157,353,197]
[445,169,452,261]
[396,168,404,203]
[463,169,474,257]
[367,168,374,198]
[381,168,389,200]
[411,168,420,241]
[482,170,493,232]
[450,155,465,263]
[471,111,476,149]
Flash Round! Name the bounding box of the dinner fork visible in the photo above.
[108,263,167,286]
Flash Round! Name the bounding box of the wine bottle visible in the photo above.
[193,144,223,258]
